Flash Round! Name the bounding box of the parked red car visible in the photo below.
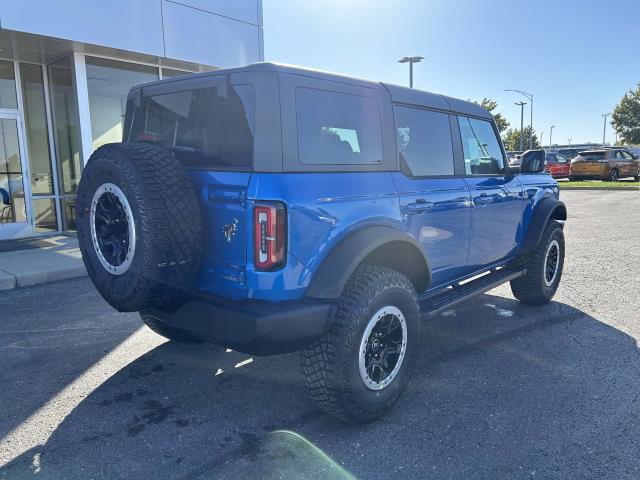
[544,152,571,178]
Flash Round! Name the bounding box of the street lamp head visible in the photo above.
[398,56,424,63]
[515,101,527,106]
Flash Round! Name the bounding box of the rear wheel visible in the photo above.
[301,265,420,423]
[511,220,565,305]
[609,168,620,182]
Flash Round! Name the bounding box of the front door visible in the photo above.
[0,112,32,240]
[456,115,526,270]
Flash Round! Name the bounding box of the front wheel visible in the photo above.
[301,265,420,423]
[511,220,565,305]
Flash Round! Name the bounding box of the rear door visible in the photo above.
[126,74,259,297]
[392,105,472,286]
[456,115,526,268]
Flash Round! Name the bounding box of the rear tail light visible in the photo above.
[254,202,286,271]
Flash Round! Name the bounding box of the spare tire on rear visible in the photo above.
[76,142,202,312]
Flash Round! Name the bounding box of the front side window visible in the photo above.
[457,116,505,175]
[128,83,255,169]
[296,87,382,165]
[394,106,454,176]
[556,154,568,163]
[622,151,635,160]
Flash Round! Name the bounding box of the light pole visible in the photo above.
[549,125,556,147]
[398,56,424,88]
[515,101,527,151]
[567,138,572,147]
[505,89,533,149]
[540,131,545,148]
[602,113,611,146]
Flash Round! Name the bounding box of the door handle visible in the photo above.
[406,199,434,214]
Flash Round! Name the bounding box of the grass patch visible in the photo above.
[558,180,639,189]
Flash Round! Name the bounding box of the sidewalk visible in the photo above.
[0,235,86,291]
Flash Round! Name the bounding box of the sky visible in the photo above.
[263,0,640,146]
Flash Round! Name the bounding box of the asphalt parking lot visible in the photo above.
[1,190,639,479]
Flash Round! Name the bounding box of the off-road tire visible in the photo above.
[510,220,565,305]
[139,311,202,343]
[76,142,202,312]
[301,265,420,423]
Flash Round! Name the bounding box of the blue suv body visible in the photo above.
[78,63,566,422]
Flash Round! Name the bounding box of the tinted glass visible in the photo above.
[580,152,606,160]
[129,83,255,169]
[621,151,635,159]
[394,106,454,176]
[296,88,382,165]
[86,57,158,151]
[546,153,557,163]
[457,116,505,175]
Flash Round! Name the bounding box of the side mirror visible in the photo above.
[520,149,546,173]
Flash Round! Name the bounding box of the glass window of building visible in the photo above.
[86,57,158,151]
[0,60,18,110]
[48,56,81,229]
[20,63,54,195]
[0,118,27,224]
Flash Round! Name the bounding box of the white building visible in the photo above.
[0,0,263,240]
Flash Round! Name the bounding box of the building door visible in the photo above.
[0,111,33,239]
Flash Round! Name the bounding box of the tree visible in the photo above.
[611,83,640,144]
[474,98,509,133]
[502,126,540,151]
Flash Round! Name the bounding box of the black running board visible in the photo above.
[421,268,526,318]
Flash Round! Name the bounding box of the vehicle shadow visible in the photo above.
[2,292,639,479]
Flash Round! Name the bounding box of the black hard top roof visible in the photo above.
[137,62,492,120]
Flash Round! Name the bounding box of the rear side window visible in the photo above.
[295,87,382,165]
[128,83,255,169]
[457,116,505,175]
[394,106,454,176]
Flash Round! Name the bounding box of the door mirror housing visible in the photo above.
[520,149,546,173]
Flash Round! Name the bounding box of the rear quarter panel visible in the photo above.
[247,172,401,301]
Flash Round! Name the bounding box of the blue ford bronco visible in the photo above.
[77,63,566,423]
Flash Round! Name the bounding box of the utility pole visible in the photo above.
[515,102,527,151]
[505,89,534,148]
[549,125,556,147]
[602,113,611,146]
[398,56,424,88]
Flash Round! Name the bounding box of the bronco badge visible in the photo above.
[223,218,239,243]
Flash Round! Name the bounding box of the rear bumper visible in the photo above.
[145,294,333,355]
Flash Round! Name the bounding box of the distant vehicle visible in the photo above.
[557,148,586,160]
[507,151,524,167]
[544,152,571,178]
[570,148,640,181]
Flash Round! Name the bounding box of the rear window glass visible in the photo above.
[295,87,382,165]
[580,152,606,160]
[394,106,454,176]
[128,83,255,169]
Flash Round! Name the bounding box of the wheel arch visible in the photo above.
[305,226,431,299]
[519,198,567,256]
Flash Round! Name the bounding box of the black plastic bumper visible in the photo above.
[145,293,333,355]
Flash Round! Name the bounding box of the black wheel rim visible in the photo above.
[359,306,407,390]
[544,240,560,287]
[90,183,136,275]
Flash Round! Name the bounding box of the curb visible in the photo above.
[0,267,87,292]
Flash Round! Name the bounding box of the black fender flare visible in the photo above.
[519,198,567,256]
[305,226,431,299]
